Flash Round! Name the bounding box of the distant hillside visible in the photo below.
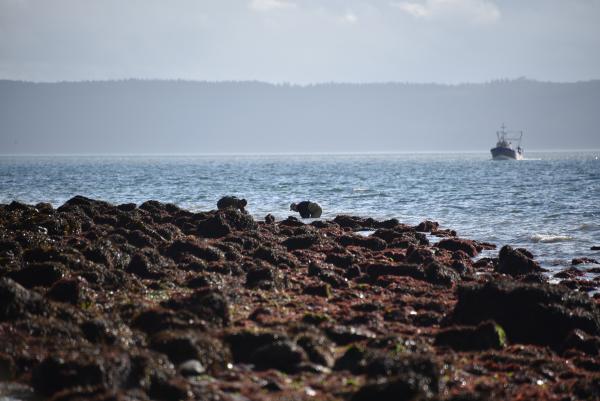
[1,79,599,153]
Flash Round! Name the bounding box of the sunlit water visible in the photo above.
[1,151,599,272]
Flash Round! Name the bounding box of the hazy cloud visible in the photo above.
[393,0,501,24]
[0,0,598,83]
[339,11,358,24]
[249,0,296,11]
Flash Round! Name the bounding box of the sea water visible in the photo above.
[1,151,598,272]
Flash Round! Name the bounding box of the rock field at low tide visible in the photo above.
[1,196,599,401]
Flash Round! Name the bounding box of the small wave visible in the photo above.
[576,223,600,232]
[530,233,575,243]
[353,188,370,192]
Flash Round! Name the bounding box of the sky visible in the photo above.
[1,0,599,84]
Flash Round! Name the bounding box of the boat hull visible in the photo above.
[491,146,523,160]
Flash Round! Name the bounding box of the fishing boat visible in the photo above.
[490,124,524,160]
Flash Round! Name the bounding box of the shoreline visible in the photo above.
[1,196,599,400]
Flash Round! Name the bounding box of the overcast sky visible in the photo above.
[1,0,599,83]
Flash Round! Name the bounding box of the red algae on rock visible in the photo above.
[0,196,599,400]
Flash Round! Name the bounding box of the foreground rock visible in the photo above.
[0,197,598,401]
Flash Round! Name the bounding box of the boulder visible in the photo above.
[424,261,460,287]
[436,238,478,257]
[249,340,306,372]
[414,220,439,232]
[338,235,387,251]
[495,245,542,276]
[150,330,230,372]
[282,234,320,250]
[0,278,45,321]
[31,350,131,396]
[435,321,506,351]
[7,263,65,288]
[572,257,599,266]
[449,280,600,348]
[225,330,287,363]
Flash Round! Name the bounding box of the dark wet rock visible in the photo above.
[117,202,137,211]
[0,353,15,381]
[0,278,45,321]
[7,262,66,288]
[148,373,191,401]
[591,246,600,251]
[562,329,600,356]
[282,233,320,250]
[472,257,495,269]
[165,239,224,262]
[415,220,439,232]
[559,278,598,292]
[178,255,208,272]
[375,218,401,229]
[352,355,440,401]
[334,345,367,373]
[225,330,287,363]
[304,283,332,298]
[496,245,542,276]
[318,270,349,289]
[333,215,370,230]
[250,340,306,372]
[351,377,434,401]
[150,330,230,371]
[344,265,362,279]
[450,260,469,275]
[365,263,424,280]
[126,252,165,279]
[162,288,230,326]
[31,350,131,396]
[573,257,599,265]
[124,229,154,248]
[424,261,460,287]
[406,246,434,264]
[325,252,355,268]
[279,216,305,227]
[436,238,478,257]
[22,246,69,264]
[339,234,387,251]
[554,267,585,279]
[253,245,297,267]
[302,314,331,328]
[449,280,600,348]
[364,354,440,381]
[42,387,149,401]
[325,325,376,345]
[47,277,85,304]
[184,274,211,289]
[245,263,282,289]
[373,229,428,248]
[80,319,118,345]
[296,334,334,367]
[215,242,244,262]
[264,214,276,224]
[435,321,506,351]
[196,213,231,238]
[217,196,247,211]
[132,308,194,334]
[519,272,546,284]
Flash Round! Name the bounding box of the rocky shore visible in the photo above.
[1,196,599,401]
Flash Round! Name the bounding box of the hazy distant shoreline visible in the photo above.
[2,79,599,154]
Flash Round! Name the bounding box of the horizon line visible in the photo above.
[2,77,600,87]
[1,149,598,158]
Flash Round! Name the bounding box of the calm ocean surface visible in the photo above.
[1,152,599,272]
